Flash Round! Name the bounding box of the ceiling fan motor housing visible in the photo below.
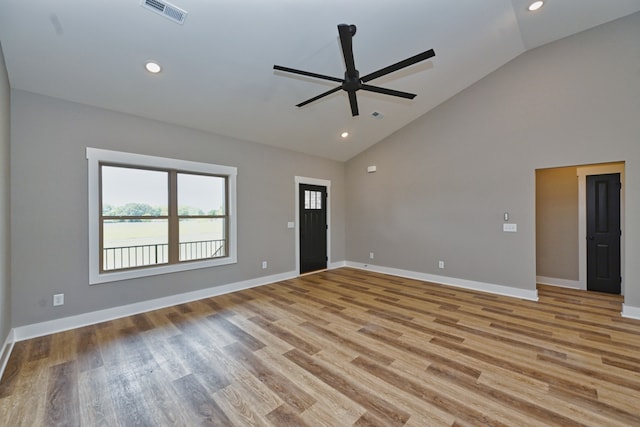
[343,70,361,91]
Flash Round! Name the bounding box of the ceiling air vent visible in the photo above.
[141,0,188,24]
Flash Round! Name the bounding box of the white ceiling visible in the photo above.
[1,1,639,161]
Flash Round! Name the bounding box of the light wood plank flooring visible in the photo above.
[1,268,640,426]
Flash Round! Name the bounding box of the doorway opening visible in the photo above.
[536,162,625,295]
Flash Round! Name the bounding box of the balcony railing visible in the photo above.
[103,239,226,271]
[180,239,226,261]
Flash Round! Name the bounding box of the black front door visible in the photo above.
[586,173,621,294]
[299,184,327,274]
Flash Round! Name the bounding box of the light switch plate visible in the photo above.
[503,223,517,232]
[287,222,295,228]
[53,293,64,306]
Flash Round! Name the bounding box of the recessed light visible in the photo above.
[528,1,544,12]
[341,132,349,138]
[145,61,162,74]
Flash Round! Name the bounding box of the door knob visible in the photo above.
[588,235,595,240]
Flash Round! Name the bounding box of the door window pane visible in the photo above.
[304,190,322,210]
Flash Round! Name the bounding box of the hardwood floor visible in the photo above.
[1,268,640,426]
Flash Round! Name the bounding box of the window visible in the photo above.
[87,148,237,284]
[304,189,323,210]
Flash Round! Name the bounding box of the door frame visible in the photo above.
[577,163,625,294]
[295,176,331,276]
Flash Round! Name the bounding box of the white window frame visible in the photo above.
[87,148,237,284]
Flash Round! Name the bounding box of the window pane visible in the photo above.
[179,218,226,261]
[102,219,168,270]
[304,190,322,210]
[102,166,168,216]
[178,173,226,216]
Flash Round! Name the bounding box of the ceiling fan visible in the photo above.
[274,24,435,117]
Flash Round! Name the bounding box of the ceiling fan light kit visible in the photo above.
[274,24,435,117]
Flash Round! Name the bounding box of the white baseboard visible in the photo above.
[536,276,581,289]
[346,261,539,301]
[329,261,347,269]
[622,304,640,320]
[13,270,296,342]
[0,328,15,381]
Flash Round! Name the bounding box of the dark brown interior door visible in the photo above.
[299,184,327,274]
[586,173,621,294]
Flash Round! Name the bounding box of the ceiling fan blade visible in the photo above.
[360,84,416,99]
[348,91,359,116]
[296,86,342,108]
[274,65,343,83]
[338,24,358,77]
[361,49,435,83]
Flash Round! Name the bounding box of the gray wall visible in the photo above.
[0,43,10,343]
[10,90,345,327]
[7,12,640,329]
[536,167,578,281]
[345,12,640,308]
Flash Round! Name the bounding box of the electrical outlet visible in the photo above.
[262,261,267,269]
[53,293,64,306]
[369,252,374,259]
[503,223,517,232]
[438,260,445,269]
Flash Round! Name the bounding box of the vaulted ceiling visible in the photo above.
[1,1,639,161]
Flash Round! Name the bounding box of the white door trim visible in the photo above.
[576,163,625,294]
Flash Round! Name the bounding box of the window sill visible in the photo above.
[89,255,237,285]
